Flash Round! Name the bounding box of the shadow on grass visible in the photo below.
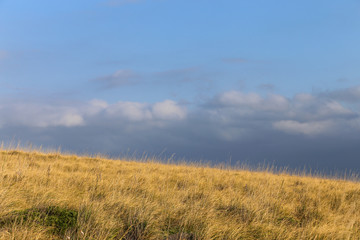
[0,205,78,237]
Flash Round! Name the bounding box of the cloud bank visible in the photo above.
[1,86,360,172]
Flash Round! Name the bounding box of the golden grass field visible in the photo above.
[0,149,360,239]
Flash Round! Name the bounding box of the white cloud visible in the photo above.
[265,94,289,111]
[217,91,289,112]
[288,93,355,121]
[93,69,140,89]
[320,101,353,116]
[107,102,152,121]
[0,99,187,129]
[86,99,109,116]
[106,100,187,121]
[293,93,314,104]
[112,70,135,78]
[321,85,360,102]
[2,86,360,171]
[152,100,187,120]
[55,113,85,127]
[28,107,85,128]
[219,91,262,107]
[273,120,333,136]
[0,87,359,142]
[0,102,85,128]
[208,89,359,137]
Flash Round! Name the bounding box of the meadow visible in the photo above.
[0,149,360,239]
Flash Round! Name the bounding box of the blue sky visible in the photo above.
[1,0,360,172]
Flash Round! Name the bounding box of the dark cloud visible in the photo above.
[1,86,360,174]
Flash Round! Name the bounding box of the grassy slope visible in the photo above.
[0,150,360,239]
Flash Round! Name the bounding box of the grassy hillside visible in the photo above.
[0,150,360,239]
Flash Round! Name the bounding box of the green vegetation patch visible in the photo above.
[0,206,78,236]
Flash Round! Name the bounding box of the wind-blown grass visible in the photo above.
[0,149,360,239]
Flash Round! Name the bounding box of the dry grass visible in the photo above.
[0,149,360,239]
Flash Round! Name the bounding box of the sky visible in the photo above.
[1,0,360,173]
